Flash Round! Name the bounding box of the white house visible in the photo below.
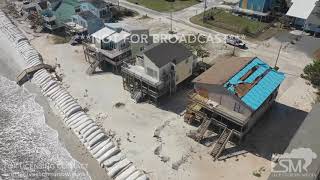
[84,27,132,72]
[121,42,197,103]
[286,0,320,34]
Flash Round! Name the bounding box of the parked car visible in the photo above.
[226,35,246,49]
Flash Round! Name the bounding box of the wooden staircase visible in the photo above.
[131,90,143,103]
[210,128,234,161]
[86,60,101,75]
[195,118,211,142]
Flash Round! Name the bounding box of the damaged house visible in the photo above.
[83,24,149,74]
[41,0,79,31]
[79,0,112,22]
[42,0,112,32]
[185,57,285,159]
[121,42,197,104]
[84,27,133,74]
[64,0,112,35]
[65,10,104,35]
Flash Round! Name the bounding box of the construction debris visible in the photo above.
[114,102,126,109]
[160,156,170,163]
[186,117,210,142]
[172,155,190,170]
[154,144,162,156]
[153,120,170,139]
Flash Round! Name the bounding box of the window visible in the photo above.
[75,6,80,13]
[100,9,107,17]
[48,21,56,25]
[234,103,241,113]
[146,67,157,79]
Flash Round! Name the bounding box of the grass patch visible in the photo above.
[127,0,199,12]
[190,9,269,37]
[111,6,139,21]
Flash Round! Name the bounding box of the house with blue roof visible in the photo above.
[239,0,273,13]
[189,56,285,138]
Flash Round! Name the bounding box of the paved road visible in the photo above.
[107,0,229,37]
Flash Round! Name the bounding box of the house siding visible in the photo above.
[246,87,279,132]
[175,56,194,85]
[143,55,160,80]
[80,2,111,21]
[87,19,104,34]
[239,0,272,12]
[194,83,253,118]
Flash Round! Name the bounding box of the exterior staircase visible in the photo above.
[210,128,234,161]
[195,118,211,142]
[86,60,100,75]
[131,90,143,103]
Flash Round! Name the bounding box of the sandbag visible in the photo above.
[102,152,124,168]
[114,165,136,180]
[92,141,114,159]
[97,147,120,166]
[106,159,131,178]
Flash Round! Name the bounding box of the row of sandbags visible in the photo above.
[0,11,148,180]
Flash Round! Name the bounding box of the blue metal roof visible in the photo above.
[224,57,285,111]
[239,0,273,12]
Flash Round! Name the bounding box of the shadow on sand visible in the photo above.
[158,82,194,115]
[240,102,308,161]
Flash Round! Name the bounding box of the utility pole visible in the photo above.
[170,1,173,33]
[203,0,207,23]
[274,43,283,69]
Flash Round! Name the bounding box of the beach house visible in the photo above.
[185,56,285,138]
[122,42,197,103]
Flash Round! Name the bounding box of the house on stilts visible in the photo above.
[185,56,285,160]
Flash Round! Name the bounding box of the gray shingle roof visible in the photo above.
[143,42,193,68]
[78,11,98,21]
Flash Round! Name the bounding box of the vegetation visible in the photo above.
[182,34,210,60]
[50,35,70,44]
[138,14,152,20]
[190,9,269,37]
[252,167,266,178]
[127,0,199,12]
[302,60,320,102]
[111,7,138,21]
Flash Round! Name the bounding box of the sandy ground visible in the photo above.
[25,18,318,180]
[2,3,316,178]
[29,35,271,180]
[0,22,110,180]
